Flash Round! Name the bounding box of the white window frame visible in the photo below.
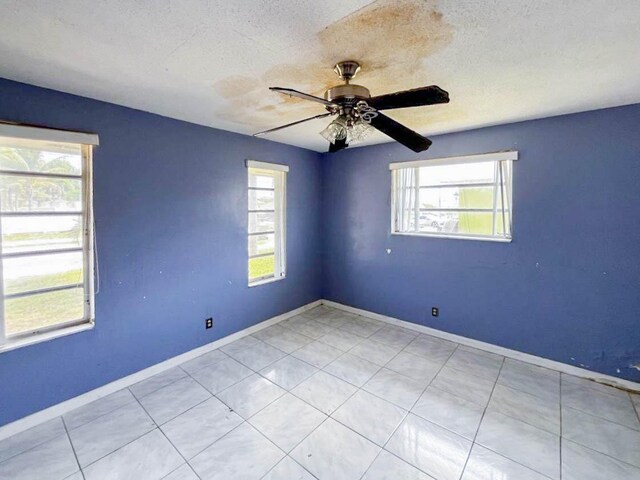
[390,151,517,242]
[0,124,98,353]
[246,160,287,287]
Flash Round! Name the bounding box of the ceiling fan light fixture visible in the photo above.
[319,116,348,143]
[346,119,374,144]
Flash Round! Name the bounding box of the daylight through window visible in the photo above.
[0,126,96,347]
[247,160,287,285]
[390,151,517,241]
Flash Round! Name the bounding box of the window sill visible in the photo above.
[248,275,286,288]
[391,232,512,243]
[0,321,94,354]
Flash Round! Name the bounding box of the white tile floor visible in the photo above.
[1,305,640,480]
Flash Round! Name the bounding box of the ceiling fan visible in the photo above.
[254,61,449,153]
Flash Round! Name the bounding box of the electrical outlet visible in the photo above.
[205,318,213,329]
[431,307,439,317]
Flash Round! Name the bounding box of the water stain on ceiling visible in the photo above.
[214,0,462,135]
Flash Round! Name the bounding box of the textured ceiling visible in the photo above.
[0,0,639,152]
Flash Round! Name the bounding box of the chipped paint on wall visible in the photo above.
[214,0,460,133]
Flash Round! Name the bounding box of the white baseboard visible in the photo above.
[322,299,640,393]
[0,299,321,441]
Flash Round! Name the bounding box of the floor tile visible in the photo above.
[338,317,384,338]
[63,389,136,430]
[0,434,78,480]
[313,313,349,329]
[189,356,253,394]
[332,390,407,446]
[412,386,484,439]
[385,351,442,384]
[291,371,357,414]
[562,373,632,400]
[631,392,639,411]
[562,380,639,428]
[361,450,432,480]
[190,423,283,480]
[63,472,84,480]
[161,396,242,459]
[562,438,640,480]
[259,355,317,390]
[216,374,285,418]
[222,338,286,371]
[476,411,560,479]
[498,358,559,402]
[262,329,314,353]
[262,456,316,480]
[386,413,472,480]
[138,376,211,425]
[252,324,287,342]
[83,429,183,480]
[431,364,495,407]
[488,383,560,434]
[300,306,331,319]
[249,393,326,452]
[404,335,458,364]
[363,368,425,410]
[0,417,66,463]
[349,338,401,366]
[180,349,227,374]
[286,318,334,339]
[291,340,343,368]
[462,444,549,480]
[317,329,363,351]
[130,367,188,400]
[368,326,417,349]
[445,348,503,382]
[162,464,200,480]
[562,406,640,467]
[291,418,380,480]
[69,401,155,467]
[324,353,380,387]
[220,335,262,356]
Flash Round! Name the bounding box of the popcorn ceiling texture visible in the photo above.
[0,0,639,151]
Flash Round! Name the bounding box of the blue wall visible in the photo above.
[1,76,639,427]
[0,78,323,426]
[322,104,640,382]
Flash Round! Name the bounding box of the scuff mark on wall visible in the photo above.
[214,0,461,132]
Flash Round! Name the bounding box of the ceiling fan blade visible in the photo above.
[253,112,332,137]
[328,137,348,153]
[367,86,449,110]
[270,87,337,107]
[369,113,432,152]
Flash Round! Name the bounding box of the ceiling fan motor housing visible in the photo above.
[324,84,370,103]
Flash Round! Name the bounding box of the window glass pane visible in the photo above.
[0,175,82,212]
[249,233,275,257]
[249,173,274,188]
[248,255,275,280]
[419,161,495,186]
[2,215,83,254]
[3,251,83,296]
[0,137,82,175]
[420,186,494,209]
[248,212,274,234]
[249,189,274,211]
[418,211,494,235]
[5,287,85,336]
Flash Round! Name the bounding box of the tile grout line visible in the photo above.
[129,388,204,480]
[60,416,84,479]
[458,355,506,480]
[357,340,462,480]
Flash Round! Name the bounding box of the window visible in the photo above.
[0,124,98,350]
[247,160,287,285]
[390,151,517,241]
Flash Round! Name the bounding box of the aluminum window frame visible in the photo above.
[0,133,96,352]
[247,161,287,286]
[390,151,517,242]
